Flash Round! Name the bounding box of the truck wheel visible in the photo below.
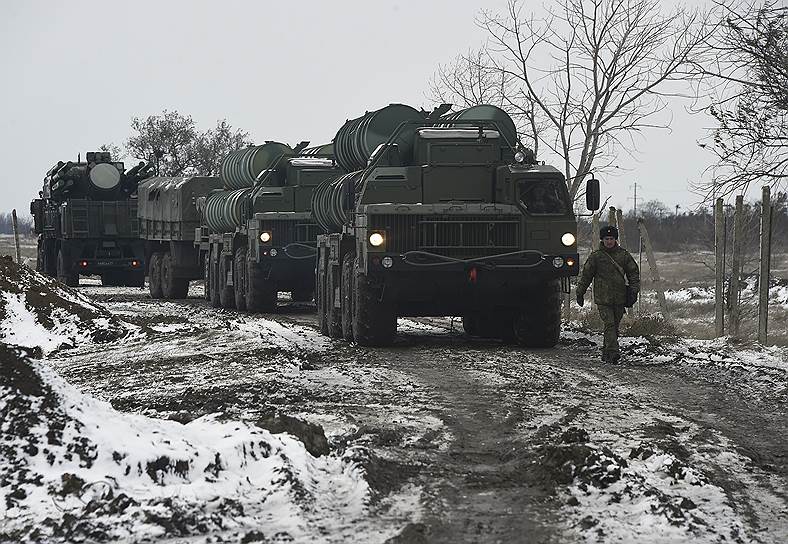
[316,256,329,335]
[246,251,276,312]
[36,238,43,273]
[56,248,78,287]
[218,254,236,309]
[203,253,211,301]
[461,315,479,336]
[291,289,313,303]
[44,240,57,276]
[233,247,247,311]
[352,257,396,346]
[149,252,164,299]
[101,272,119,287]
[209,247,221,308]
[162,253,189,299]
[326,261,343,338]
[513,280,562,348]
[341,252,354,341]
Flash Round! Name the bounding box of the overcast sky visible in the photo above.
[1,0,720,216]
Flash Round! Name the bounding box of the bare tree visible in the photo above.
[125,110,251,177]
[430,47,546,154]
[433,0,708,201]
[691,0,788,200]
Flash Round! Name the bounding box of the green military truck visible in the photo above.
[137,176,222,299]
[198,143,343,311]
[30,151,152,287]
[313,104,600,346]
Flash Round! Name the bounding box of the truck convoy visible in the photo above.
[30,151,153,287]
[311,104,599,347]
[196,143,343,311]
[32,102,599,349]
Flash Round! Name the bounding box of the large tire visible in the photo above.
[203,253,211,301]
[246,251,276,312]
[36,238,43,273]
[352,257,396,346]
[233,247,247,311]
[44,241,57,277]
[149,252,164,299]
[341,252,354,341]
[209,246,222,308]
[162,252,189,299]
[218,252,235,309]
[513,280,562,348]
[462,312,513,341]
[326,260,343,338]
[102,272,119,287]
[56,248,78,287]
[316,255,329,335]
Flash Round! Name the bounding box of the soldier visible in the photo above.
[575,225,640,363]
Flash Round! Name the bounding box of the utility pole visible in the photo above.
[629,182,639,217]
[729,195,743,337]
[714,198,724,337]
[758,186,772,345]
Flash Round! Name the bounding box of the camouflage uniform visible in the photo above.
[576,243,640,361]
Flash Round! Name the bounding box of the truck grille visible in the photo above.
[369,214,521,258]
[258,218,320,246]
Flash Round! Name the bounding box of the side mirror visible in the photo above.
[341,177,355,212]
[586,177,600,211]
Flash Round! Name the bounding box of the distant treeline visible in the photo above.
[0,212,33,235]
[580,194,788,253]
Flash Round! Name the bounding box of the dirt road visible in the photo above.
[47,284,788,543]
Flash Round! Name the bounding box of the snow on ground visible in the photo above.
[0,345,383,543]
[665,275,788,309]
[0,257,133,355]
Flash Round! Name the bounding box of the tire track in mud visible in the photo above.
[43,289,788,543]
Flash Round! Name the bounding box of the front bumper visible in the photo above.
[366,251,579,276]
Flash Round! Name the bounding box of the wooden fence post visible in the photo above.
[714,198,725,337]
[758,186,772,345]
[615,208,626,249]
[12,209,22,264]
[729,195,743,337]
[591,213,600,250]
[637,218,670,320]
[607,206,616,227]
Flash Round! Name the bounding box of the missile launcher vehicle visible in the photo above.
[313,104,601,346]
[30,151,153,287]
[198,142,344,311]
[137,176,222,299]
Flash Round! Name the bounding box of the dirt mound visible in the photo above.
[0,256,130,354]
[0,346,371,543]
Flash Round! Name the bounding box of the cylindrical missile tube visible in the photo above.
[219,142,294,190]
[310,171,364,233]
[203,188,253,233]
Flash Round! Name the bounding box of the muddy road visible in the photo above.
[47,284,788,543]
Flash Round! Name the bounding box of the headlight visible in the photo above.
[369,232,385,247]
[561,232,576,246]
[552,256,565,268]
[514,151,525,163]
[260,231,271,243]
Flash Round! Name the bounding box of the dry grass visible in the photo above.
[0,234,38,266]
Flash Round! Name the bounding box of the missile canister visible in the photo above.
[333,104,423,172]
[219,142,295,190]
[440,105,518,147]
[203,187,252,232]
[310,170,364,233]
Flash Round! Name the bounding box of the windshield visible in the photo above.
[519,179,568,215]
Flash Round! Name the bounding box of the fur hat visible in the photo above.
[600,225,619,240]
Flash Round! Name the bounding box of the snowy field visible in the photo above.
[2,256,787,542]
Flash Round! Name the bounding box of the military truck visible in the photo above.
[30,151,153,287]
[198,142,343,311]
[137,176,222,299]
[312,103,600,347]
